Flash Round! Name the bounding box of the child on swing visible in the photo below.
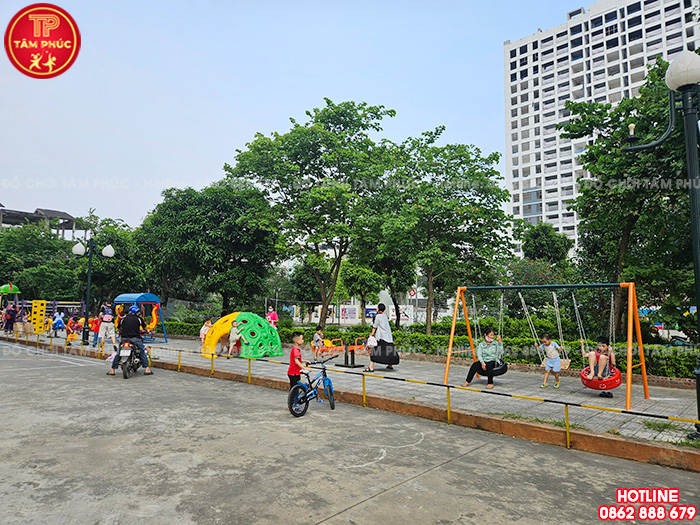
[584,336,615,381]
[539,333,562,389]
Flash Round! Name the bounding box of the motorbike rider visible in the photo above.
[106,305,153,376]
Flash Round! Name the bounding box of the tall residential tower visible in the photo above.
[504,0,700,253]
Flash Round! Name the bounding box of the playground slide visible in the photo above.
[201,312,240,358]
[146,304,160,332]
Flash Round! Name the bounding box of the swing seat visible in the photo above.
[491,360,508,377]
[539,358,571,370]
[580,366,622,391]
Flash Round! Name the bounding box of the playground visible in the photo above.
[0,345,697,524]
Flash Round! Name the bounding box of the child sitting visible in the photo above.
[584,336,616,381]
[539,333,562,389]
[312,325,323,360]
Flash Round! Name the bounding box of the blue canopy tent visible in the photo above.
[113,293,168,343]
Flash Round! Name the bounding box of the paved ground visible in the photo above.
[1,344,699,524]
[42,332,699,443]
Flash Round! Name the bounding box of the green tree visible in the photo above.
[75,216,146,314]
[386,128,512,334]
[289,261,322,323]
[0,222,79,301]
[522,222,574,264]
[135,188,203,309]
[560,57,693,328]
[340,262,383,324]
[226,98,395,328]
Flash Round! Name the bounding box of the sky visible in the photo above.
[1,0,588,227]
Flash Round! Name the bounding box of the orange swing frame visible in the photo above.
[442,283,650,410]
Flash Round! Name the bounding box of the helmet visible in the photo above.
[128,305,139,314]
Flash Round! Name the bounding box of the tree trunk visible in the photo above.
[360,295,366,325]
[425,267,434,335]
[387,282,402,330]
[160,271,170,309]
[614,213,639,335]
[221,291,230,317]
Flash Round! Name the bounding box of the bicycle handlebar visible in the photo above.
[310,355,338,366]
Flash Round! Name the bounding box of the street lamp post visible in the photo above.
[622,50,700,440]
[72,239,115,344]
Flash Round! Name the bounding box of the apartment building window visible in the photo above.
[628,2,641,14]
[511,96,518,105]
[510,49,517,58]
[520,45,528,54]
[628,15,642,27]
[511,61,517,70]
[533,65,539,74]
[520,57,528,66]
[513,194,520,203]
[511,73,517,82]
[522,142,530,151]
[571,36,583,48]
[533,52,539,61]
[570,24,582,35]
[592,16,603,28]
[606,25,618,36]
[532,41,538,49]
[520,70,528,79]
[512,169,519,177]
[606,37,619,49]
[521,129,530,139]
[512,132,518,141]
[511,109,518,118]
[513,206,520,215]
[629,29,643,41]
[512,145,519,154]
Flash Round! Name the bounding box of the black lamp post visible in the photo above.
[72,239,115,344]
[621,50,700,440]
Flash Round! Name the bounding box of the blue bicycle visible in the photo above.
[287,355,337,417]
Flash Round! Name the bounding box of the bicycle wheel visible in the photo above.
[288,384,309,417]
[324,379,335,410]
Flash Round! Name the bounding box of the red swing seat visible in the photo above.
[580,366,622,391]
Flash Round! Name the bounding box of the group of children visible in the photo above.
[199,318,250,359]
[537,333,615,390]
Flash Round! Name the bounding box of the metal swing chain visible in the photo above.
[518,292,542,361]
[609,291,616,348]
[572,292,589,355]
[498,292,505,362]
[552,291,569,361]
[498,292,505,339]
[471,294,481,341]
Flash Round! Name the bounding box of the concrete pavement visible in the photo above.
[1,345,699,524]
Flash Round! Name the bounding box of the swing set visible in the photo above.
[443,282,650,410]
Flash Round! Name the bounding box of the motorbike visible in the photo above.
[118,338,143,379]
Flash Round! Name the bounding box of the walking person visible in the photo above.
[98,300,118,355]
[363,303,399,372]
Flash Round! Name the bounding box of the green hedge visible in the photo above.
[156,322,200,337]
[278,327,699,379]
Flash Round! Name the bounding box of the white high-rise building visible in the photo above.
[504,0,700,253]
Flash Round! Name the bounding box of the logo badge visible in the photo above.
[4,3,81,79]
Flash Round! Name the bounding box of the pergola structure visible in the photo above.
[0,204,86,239]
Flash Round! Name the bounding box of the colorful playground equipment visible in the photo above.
[201,312,282,359]
[113,293,168,342]
[443,283,650,410]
